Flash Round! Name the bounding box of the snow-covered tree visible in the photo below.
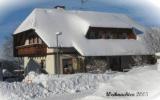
[142,27,160,53]
[2,35,14,60]
[1,34,23,72]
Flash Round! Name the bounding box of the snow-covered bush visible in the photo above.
[85,57,109,73]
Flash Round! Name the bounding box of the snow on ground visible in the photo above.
[0,64,160,100]
[78,64,160,100]
[28,71,120,94]
[0,82,49,100]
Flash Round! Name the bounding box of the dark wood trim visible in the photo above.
[13,29,48,57]
[16,43,47,49]
[13,29,35,36]
[47,52,79,55]
[16,44,47,57]
[86,26,136,39]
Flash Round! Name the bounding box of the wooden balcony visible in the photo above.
[16,44,47,57]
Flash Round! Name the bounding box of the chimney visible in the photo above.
[54,5,65,10]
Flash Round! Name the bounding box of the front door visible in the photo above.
[62,58,74,74]
[110,57,122,71]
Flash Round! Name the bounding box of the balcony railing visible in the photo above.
[16,44,47,57]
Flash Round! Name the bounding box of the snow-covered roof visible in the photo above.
[14,8,150,56]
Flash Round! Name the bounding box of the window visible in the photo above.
[121,33,127,39]
[62,58,74,74]
[38,38,42,44]
[28,36,43,44]
[86,27,136,39]
[89,31,96,39]
[106,32,111,39]
[34,37,38,44]
[29,38,34,44]
[99,31,106,39]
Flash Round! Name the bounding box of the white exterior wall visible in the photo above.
[46,48,56,74]
[46,55,55,74]
[24,55,56,74]
[23,48,56,74]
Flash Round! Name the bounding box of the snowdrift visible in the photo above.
[24,71,119,94]
[79,65,160,100]
[0,71,119,100]
[0,64,160,100]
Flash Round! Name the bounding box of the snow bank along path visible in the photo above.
[0,71,119,100]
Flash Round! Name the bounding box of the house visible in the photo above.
[13,8,156,74]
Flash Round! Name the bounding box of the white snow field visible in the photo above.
[0,63,160,100]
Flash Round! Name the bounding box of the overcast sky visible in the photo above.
[0,0,160,45]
